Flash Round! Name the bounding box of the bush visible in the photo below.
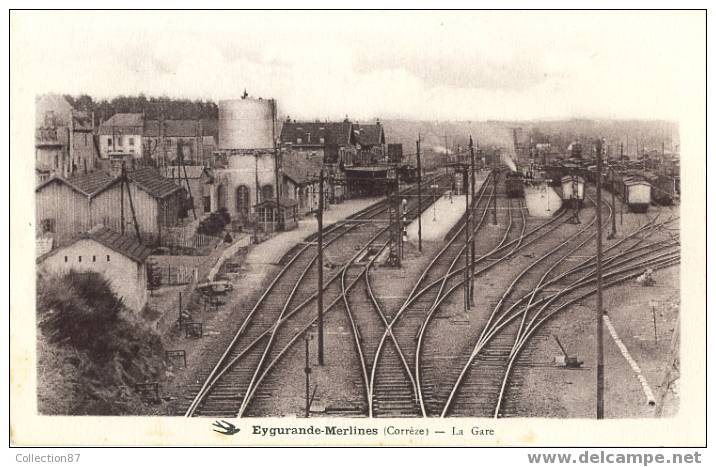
[197,208,231,236]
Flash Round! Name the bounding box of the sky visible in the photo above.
[11,10,704,121]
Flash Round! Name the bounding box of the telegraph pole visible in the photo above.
[469,136,476,303]
[304,336,311,417]
[596,138,605,419]
[610,165,617,238]
[463,165,471,311]
[272,99,283,231]
[416,136,422,252]
[492,152,498,225]
[317,167,325,366]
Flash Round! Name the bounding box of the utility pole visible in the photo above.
[469,136,476,304]
[304,336,311,417]
[272,99,283,231]
[416,136,422,252]
[492,152,498,225]
[463,166,471,311]
[610,165,617,237]
[120,160,125,235]
[445,133,449,176]
[596,138,605,420]
[317,167,325,366]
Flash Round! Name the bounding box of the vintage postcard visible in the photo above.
[9,9,706,447]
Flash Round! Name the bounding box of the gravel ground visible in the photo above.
[503,200,680,419]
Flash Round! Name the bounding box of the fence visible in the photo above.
[162,227,218,249]
[158,264,196,286]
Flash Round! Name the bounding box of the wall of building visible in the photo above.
[98,133,143,159]
[91,182,160,239]
[36,181,92,242]
[39,239,147,312]
[36,178,187,246]
[211,151,277,220]
[70,130,98,173]
[35,95,73,128]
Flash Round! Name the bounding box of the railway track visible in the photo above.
[184,167,679,419]
[435,188,680,418]
[184,174,450,417]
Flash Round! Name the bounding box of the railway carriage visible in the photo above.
[560,174,585,208]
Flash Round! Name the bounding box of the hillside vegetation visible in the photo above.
[36,271,166,415]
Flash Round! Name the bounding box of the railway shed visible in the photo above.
[344,166,394,197]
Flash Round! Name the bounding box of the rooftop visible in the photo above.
[85,225,153,263]
[127,167,184,199]
[36,170,116,197]
[280,121,355,147]
[354,123,385,147]
[98,113,144,134]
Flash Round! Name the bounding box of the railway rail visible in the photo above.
[184,174,449,417]
[434,188,679,418]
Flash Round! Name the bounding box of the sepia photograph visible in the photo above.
[8,7,706,449]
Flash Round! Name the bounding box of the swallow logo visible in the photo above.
[212,420,241,435]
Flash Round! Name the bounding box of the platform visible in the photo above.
[405,173,488,244]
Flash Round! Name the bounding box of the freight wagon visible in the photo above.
[616,176,652,213]
[646,173,675,205]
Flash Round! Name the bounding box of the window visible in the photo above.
[258,207,274,223]
[41,218,55,233]
[107,255,110,262]
[44,111,56,127]
[107,138,112,146]
[129,137,135,146]
[78,256,82,263]
[64,256,68,262]
[320,137,325,144]
[92,255,96,262]
[261,184,274,202]
[236,185,250,217]
[297,138,302,144]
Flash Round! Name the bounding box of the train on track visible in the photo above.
[505,172,524,198]
[645,172,676,205]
